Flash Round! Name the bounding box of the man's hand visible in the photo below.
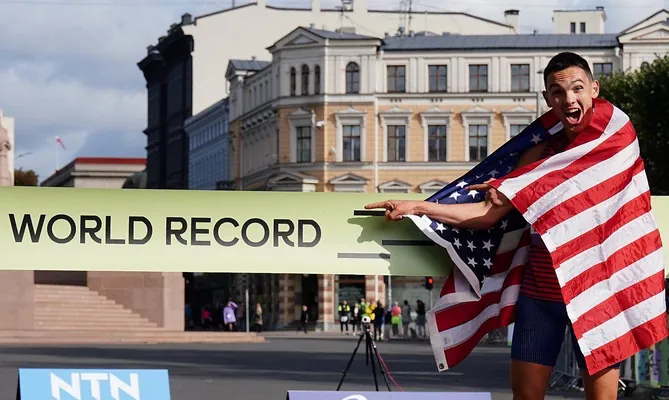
[364,200,420,221]
[466,180,510,207]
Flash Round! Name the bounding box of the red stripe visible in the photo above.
[533,158,645,234]
[489,230,531,275]
[562,231,663,302]
[538,110,560,130]
[444,305,516,368]
[572,271,666,338]
[435,267,522,332]
[583,313,669,374]
[513,120,635,214]
[551,192,651,266]
[440,274,456,297]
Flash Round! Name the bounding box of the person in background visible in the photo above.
[338,300,351,335]
[298,305,309,334]
[373,301,385,341]
[401,300,412,338]
[253,303,263,333]
[223,300,238,331]
[415,300,427,339]
[350,302,361,334]
[391,301,402,338]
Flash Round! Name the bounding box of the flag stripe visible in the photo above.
[562,231,663,303]
[511,121,637,216]
[555,212,657,286]
[523,136,639,226]
[572,270,666,338]
[578,290,666,356]
[550,190,651,268]
[583,314,668,372]
[533,158,645,236]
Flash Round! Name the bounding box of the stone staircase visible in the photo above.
[33,284,160,331]
[0,284,265,344]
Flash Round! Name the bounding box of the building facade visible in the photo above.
[186,97,230,190]
[137,0,520,191]
[223,8,669,330]
[40,157,146,188]
[0,109,15,185]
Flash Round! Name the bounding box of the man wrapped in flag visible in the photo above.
[365,52,668,399]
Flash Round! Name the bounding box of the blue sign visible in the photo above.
[286,391,492,400]
[17,369,171,400]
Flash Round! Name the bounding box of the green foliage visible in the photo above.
[13,168,38,186]
[598,55,669,195]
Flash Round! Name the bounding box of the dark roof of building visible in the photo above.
[382,33,620,51]
[228,59,271,71]
[303,27,379,40]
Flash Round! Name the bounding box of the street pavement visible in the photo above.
[0,332,586,400]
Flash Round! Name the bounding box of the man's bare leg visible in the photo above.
[510,359,554,400]
[581,366,619,400]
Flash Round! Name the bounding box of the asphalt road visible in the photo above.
[0,335,584,400]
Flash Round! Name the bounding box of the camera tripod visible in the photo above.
[336,323,391,392]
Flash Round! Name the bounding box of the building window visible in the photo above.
[469,125,488,161]
[301,64,309,95]
[346,62,360,94]
[429,65,447,92]
[387,125,406,162]
[570,22,576,33]
[296,126,311,163]
[387,66,406,93]
[342,125,361,161]
[469,65,488,92]
[580,22,586,33]
[510,124,528,138]
[314,65,321,95]
[428,125,447,161]
[593,63,613,80]
[511,64,530,92]
[290,67,296,96]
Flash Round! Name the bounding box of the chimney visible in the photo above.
[310,0,321,13]
[504,9,520,33]
[181,13,193,25]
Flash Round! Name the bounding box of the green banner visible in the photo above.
[1,187,668,277]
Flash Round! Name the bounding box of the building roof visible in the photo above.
[381,33,620,51]
[303,27,378,40]
[228,59,271,71]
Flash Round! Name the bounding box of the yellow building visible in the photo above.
[221,13,642,329]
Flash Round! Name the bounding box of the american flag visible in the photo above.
[406,98,668,375]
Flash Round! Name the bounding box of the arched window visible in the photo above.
[345,62,360,94]
[314,65,321,95]
[301,64,310,95]
[290,67,296,96]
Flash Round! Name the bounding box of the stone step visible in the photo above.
[34,307,135,316]
[34,316,156,324]
[34,294,117,302]
[0,331,264,344]
[34,320,159,328]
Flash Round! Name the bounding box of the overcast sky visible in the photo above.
[0,0,666,183]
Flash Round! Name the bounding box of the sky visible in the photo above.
[0,0,666,183]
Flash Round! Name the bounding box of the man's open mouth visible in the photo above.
[565,108,582,125]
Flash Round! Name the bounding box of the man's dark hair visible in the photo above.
[543,51,594,86]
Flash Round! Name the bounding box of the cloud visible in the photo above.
[0,0,664,183]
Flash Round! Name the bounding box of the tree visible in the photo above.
[598,55,669,195]
[14,168,38,186]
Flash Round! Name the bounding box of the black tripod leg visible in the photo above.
[336,332,365,391]
[366,333,380,391]
[370,335,392,391]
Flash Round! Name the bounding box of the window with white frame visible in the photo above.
[387,65,406,93]
[346,62,360,94]
[502,107,534,142]
[342,125,361,161]
[428,125,447,161]
[387,125,406,162]
[511,64,530,92]
[469,64,488,92]
[510,124,528,138]
[296,126,311,163]
[429,65,448,92]
[468,125,488,161]
[593,63,613,80]
[420,108,453,162]
[335,107,366,162]
[461,107,493,161]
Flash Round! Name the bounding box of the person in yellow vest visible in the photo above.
[338,300,351,334]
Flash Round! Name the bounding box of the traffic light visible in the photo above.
[425,276,434,291]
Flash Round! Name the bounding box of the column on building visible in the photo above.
[364,275,386,306]
[278,273,297,328]
[317,274,335,331]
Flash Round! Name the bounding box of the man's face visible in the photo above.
[543,66,600,134]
